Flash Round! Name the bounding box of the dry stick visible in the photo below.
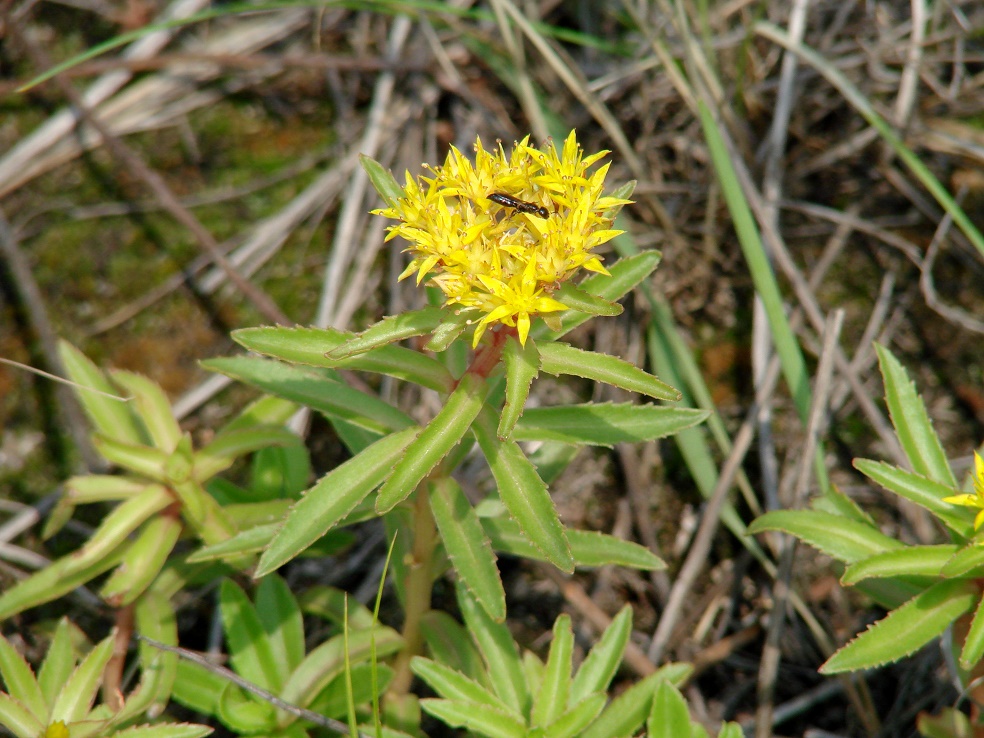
[755,310,850,738]
[137,636,372,738]
[13,24,289,328]
[0,210,100,470]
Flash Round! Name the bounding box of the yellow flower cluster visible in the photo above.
[373,131,630,346]
[943,451,984,532]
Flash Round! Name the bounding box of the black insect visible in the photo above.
[488,192,549,218]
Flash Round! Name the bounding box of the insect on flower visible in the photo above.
[488,192,549,219]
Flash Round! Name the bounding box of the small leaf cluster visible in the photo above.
[750,344,984,676]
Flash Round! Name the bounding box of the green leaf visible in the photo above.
[194,426,299,481]
[534,252,662,341]
[203,356,415,434]
[59,340,146,445]
[538,343,680,401]
[647,681,692,738]
[217,681,277,733]
[940,545,984,578]
[278,627,403,716]
[425,310,472,352]
[513,404,708,446]
[326,307,446,359]
[429,478,505,622]
[92,436,168,481]
[220,580,283,692]
[531,615,573,728]
[841,545,959,584]
[570,605,632,702]
[115,590,179,725]
[748,510,903,564]
[255,576,305,676]
[110,724,213,738]
[960,594,984,669]
[552,282,623,317]
[410,658,518,717]
[361,154,405,208]
[37,619,79,705]
[100,510,182,606]
[420,612,490,688]
[820,579,978,674]
[49,632,115,724]
[482,516,663,570]
[420,699,527,738]
[580,670,664,738]
[853,459,970,538]
[0,694,43,738]
[543,693,606,738]
[499,335,540,440]
[376,373,488,513]
[473,405,573,573]
[456,584,530,718]
[170,660,225,716]
[110,371,182,452]
[187,523,276,563]
[232,326,454,393]
[257,426,419,576]
[0,636,44,718]
[875,344,957,487]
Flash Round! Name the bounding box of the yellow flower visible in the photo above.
[942,451,984,531]
[373,131,630,346]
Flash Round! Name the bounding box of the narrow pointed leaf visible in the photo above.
[361,154,404,208]
[0,694,43,738]
[110,725,213,738]
[820,579,977,674]
[326,307,445,359]
[50,632,116,723]
[203,356,415,434]
[220,580,283,691]
[749,510,903,564]
[430,478,505,621]
[538,343,679,401]
[256,576,305,675]
[37,620,79,704]
[100,510,182,606]
[457,584,530,717]
[499,335,540,440]
[376,373,487,513]
[853,459,970,538]
[420,612,490,687]
[942,545,984,578]
[579,670,665,738]
[410,658,518,717]
[59,340,145,445]
[875,344,956,487]
[110,371,181,452]
[647,681,691,738]
[195,427,300,481]
[473,405,573,572]
[553,282,623,317]
[257,426,419,576]
[535,252,662,341]
[513,404,707,446]
[232,326,453,393]
[420,699,527,738]
[92,436,168,480]
[482,516,663,570]
[0,637,44,718]
[841,545,958,585]
[960,594,984,669]
[544,693,606,738]
[532,615,573,728]
[570,605,633,702]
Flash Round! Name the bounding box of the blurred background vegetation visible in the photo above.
[1,1,983,735]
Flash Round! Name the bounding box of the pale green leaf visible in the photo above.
[647,681,692,738]
[410,658,517,717]
[748,510,903,564]
[361,154,404,208]
[110,371,181,452]
[543,693,605,738]
[959,594,984,669]
[570,605,632,702]
[420,699,527,738]
[0,636,44,718]
[531,615,573,728]
[326,307,445,359]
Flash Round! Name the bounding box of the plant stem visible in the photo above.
[389,481,438,695]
